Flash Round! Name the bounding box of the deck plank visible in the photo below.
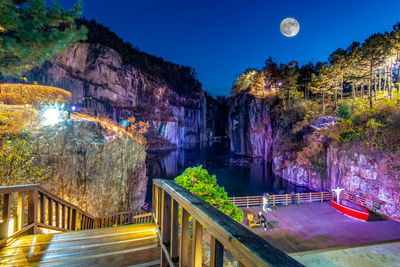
[0,223,160,266]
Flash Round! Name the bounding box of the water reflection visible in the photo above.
[145,142,309,202]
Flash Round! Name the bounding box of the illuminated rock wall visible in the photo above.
[31,119,147,217]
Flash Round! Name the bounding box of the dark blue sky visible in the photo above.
[60,0,400,96]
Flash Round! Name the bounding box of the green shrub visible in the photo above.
[336,101,353,119]
[174,166,243,222]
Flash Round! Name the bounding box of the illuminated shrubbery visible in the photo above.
[0,83,71,106]
[174,166,243,222]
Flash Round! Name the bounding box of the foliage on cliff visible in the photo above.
[0,0,87,76]
[0,135,52,186]
[77,19,202,96]
[174,166,243,222]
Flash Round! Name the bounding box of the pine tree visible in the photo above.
[0,0,87,77]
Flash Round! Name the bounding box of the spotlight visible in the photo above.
[71,105,77,112]
[43,107,62,126]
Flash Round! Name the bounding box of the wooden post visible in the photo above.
[170,199,179,262]
[210,236,223,267]
[233,196,235,205]
[321,192,324,202]
[297,193,300,205]
[71,209,77,230]
[309,192,312,204]
[67,207,71,230]
[48,198,53,226]
[246,196,249,208]
[273,195,275,206]
[27,189,38,235]
[285,194,288,206]
[62,205,66,229]
[40,193,46,224]
[55,202,60,228]
[161,190,171,266]
[1,194,11,239]
[192,219,203,267]
[17,192,25,231]
[179,208,190,267]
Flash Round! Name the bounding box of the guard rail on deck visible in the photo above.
[0,184,152,246]
[344,192,383,211]
[153,179,303,267]
[230,192,333,208]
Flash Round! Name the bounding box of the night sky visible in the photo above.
[59,0,400,96]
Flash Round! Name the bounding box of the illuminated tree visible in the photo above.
[231,69,257,95]
[280,61,300,109]
[174,166,243,222]
[0,0,87,77]
[309,63,334,114]
[361,33,390,107]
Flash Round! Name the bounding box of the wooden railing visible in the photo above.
[229,192,333,208]
[153,179,303,267]
[98,212,153,228]
[344,192,383,211]
[230,196,262,207]
[0,184,151,246]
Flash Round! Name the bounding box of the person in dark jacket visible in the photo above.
[258,212,267,230]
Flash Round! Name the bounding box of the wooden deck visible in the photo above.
[0,223,160,266]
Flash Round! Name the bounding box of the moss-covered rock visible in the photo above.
[31,119,147,216]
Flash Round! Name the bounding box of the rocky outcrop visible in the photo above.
[9,42,206,148]
[31,119,147,216]
[228,92,400,219]
[228,93,273,159]
[327,144,400,220]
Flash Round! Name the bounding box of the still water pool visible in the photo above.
[145,142,310,202]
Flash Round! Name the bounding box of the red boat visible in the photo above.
[330,199,370,221]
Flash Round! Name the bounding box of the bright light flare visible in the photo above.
[43,107,62,126]
[8,219,14,237]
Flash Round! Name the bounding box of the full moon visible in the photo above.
[280,18,300,37]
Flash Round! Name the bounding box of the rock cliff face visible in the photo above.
[228,93,400,220]
[228,93,273,159]
[13,42,206,148]
[31,119,147,216]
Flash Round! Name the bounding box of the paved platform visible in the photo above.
[292,241,400,267]
[241,202,400,253]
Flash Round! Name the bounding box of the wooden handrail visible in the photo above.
[0,184,150,245]
[229,192,333,208]
[153,179,303,267]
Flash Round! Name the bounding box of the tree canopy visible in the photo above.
[0,0,87,76]
[174,166,243,222]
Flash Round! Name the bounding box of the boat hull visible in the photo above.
[330,199,370,221]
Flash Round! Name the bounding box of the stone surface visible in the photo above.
[228,93,273,160]
[31,119,147,216]
[10,42,206,148]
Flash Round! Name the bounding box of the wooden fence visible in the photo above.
[0,184,151,246]
[153,179,303,267]
[229,192,333,208]
[344,192,383,211]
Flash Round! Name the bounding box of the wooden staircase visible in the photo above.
[0,223,160,266]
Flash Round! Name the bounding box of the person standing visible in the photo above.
[258,212,267,230]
